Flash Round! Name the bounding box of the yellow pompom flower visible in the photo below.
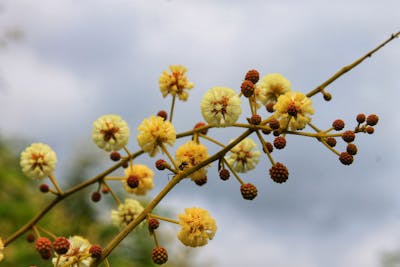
[0,237,4,262]
[225,138,261,173]
[177,207,217,247]
[255,73,291,106]
[159,65,194,101]
[273,91,315,130]
[111,198,144,228]
[175,141,209,182]
[92,114,130,152]
[52,236,93,267]
[20,143,57,180]
[123,164,154,195]
[200,87,242,127]
[137,116,176,157]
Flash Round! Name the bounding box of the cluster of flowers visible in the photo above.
[1,63,379,266]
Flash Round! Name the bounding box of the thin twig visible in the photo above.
[306,31,400,98]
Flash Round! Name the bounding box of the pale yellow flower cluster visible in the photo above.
[225,138,261,173]
[175,141,209,181]
[52,236,93,267]
[200,87,242,127]
[0,237,4,262]
[137,116,176,157]
[111,198,144,228]
[273,91,315,130]
[255,73,291,106]
[20,143,57,180]
[177,207,217,247]
[159,65,194,101]
[92,114,130,152]
[123,164,154,195]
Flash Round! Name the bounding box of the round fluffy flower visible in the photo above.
[255,73,291,106]
[177,207,217,247]
[52,236,93,267]
[273,91,315,130]
[111,198,144,228]
[0,237,4,262]
[20,143,57,180]
[122,164,154,195]
[175,141,209,181]
[92,114,130,152]
[159,65,194,101]
[200,87,242,127]
[225,138,261,173]
[137,116,176,157]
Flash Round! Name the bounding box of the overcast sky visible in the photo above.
[1,1,399,266]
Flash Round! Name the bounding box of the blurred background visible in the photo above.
[0,0,399,266]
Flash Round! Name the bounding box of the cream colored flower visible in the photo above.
[52,236,93,267]
[200,87,241,127]
[273,91,315,130]
[255,73,291,106]
[123,164,154,195]
[92,114,130,152]
[20,143,57,180]
[225,138,261,173]
[177,207,217,247]
[0,237,4,262]
[159,65,194,101]
[175,141,209,182]
[137,115,176,157]
[111,198,144,228]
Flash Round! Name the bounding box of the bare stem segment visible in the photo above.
[306,31,400,98]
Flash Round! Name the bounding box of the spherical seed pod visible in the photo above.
[342,130,356,143]
[241,80,255,97]
[346,143,358,155]
[323,92,332,101]
[127,175,139,189]
[39,184,50,193]
[245,69,260,84]
[91,191,102,202]
[121,161,129,169]
[356,113,366,124]
[35,237,52,255]
[366,114,379,126]
[273,130,281,137]
[250,114,262,125]
[194,122,208,135]
[53,237,70,255]
[194,176,207,186]
[219,169,230,181]
[332,119,345,131]
[240,183,258,200]
[269,119,280,130]
[155,159,167,170]
[89,244,103,259]
[325,137,337,147]
[148,218,160,231]
[269,162,289,183]
[265,142,273,153]
[110,151,121,161]
[266,102,275,113]
[157,110,168,121]
[339,152,353,165]
[26,233,35,243]
[152,247,168,265]
[273,136,286,149]
[366,126,374,134]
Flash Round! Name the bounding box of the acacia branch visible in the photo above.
[306,31,400,98]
